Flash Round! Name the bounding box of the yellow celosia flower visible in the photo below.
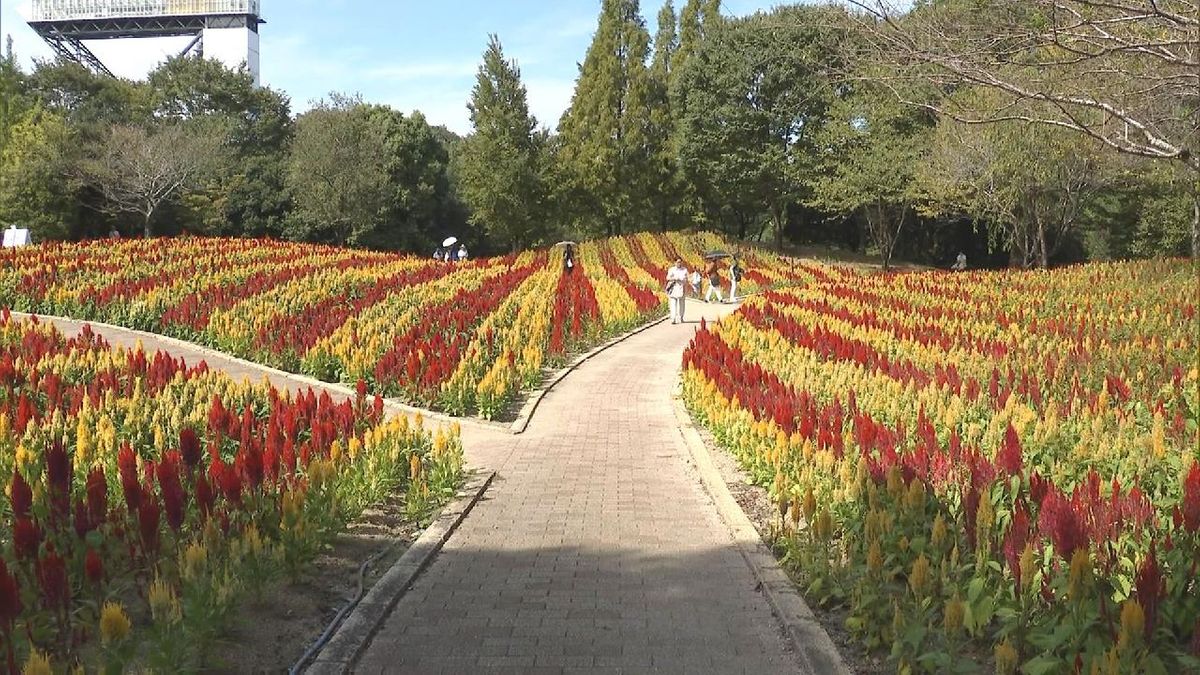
[148,575,182,625]
[100,602,133,645]
[943,592,965,635]
[1118,599,1145,652]
[994,638,1018,674]
[21,650,52,675]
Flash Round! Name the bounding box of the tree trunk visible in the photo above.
[1192,192,1199,260]
[1037,218,1049,269]
[771,204,784,253]
[143,210,153,238]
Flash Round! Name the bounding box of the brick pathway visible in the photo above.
[30,303,802,674]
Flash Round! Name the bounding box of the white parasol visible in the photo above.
[442,236,458,247]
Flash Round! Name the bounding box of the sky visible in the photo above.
[0,0,788,134]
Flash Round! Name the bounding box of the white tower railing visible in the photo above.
[29,0,261,22]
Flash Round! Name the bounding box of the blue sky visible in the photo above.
[1,0,787,134]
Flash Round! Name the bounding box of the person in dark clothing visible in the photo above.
[563,244,575,274]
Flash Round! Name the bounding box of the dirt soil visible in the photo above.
[698,424,890,675]
[203,493,422,674]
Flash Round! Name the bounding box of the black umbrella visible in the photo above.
[703,250,731,260]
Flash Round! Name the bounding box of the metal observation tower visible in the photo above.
[26,0,263,83]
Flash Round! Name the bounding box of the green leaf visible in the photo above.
[967,576,986,603]
[1021,655,1064,675]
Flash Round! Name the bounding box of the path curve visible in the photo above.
[23,304,810,673]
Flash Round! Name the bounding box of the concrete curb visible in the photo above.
[671,390,852,675]
[509,313,669,433]
[304,470,496,674]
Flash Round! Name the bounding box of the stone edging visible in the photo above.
[304,470,496,674]
[671,390,852,675]
[508,313,669,433]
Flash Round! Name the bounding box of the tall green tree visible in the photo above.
[647,1,682,231]
[456,35,549,251]
[378,109,456,251]
[147,56,293,237]
[675,6,845,246]
[556,0,656,236]
[0,47,29,157]
[809,90,931,271]
[917,93,1112,268]
[0,106,79,239]
[287,97,455,250]
[286,95,390,246]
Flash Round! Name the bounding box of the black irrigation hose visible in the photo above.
[288,540,398,675]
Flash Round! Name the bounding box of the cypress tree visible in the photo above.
[557,0,655,237]
[457,35,548,250]
[648,1,680,230]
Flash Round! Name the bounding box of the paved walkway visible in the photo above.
[29,303,802,674]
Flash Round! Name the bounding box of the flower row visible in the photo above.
[0,311,463,670]
[1,232,795,418]
[681,259,1199,673]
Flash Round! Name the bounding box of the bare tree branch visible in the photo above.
[844,0,1199,172]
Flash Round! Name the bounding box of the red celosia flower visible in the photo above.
[180,427,202,470]
[138,493,161,552]
[239,444,264,491]
[84,548,103,585]
[195,473,214,519]
[1004,499,1031,588]
[995,424,1023,477]
[1135,542,1164,640]
[45,440,71,521]
[8,471,31,519]
[213,458,242,506]
[73,499,92,538]
[156,452,186,532]
[118,443,141,513]
[36,547,68,609]
[0,559,22,628]
[1039,488,1087,559]
[1028,472,1049,509]
[1182,462,1200,534]
[86,466,107,525]
[45,439,70,495]
[12,518,40,560]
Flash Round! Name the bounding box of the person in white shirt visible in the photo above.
[457,244,468,262]
[729,257,743,302]
[665,257,689,324]
[689,269,701,298]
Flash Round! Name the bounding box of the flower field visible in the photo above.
[0,311,462,671]
[1,232,796,419]
[682,260,1200,673]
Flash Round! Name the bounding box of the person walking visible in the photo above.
[704,259,723,303]
[729,257,743,302]
[563,244,576,275]
[665,257,689,324]
[689,269,702,298]
[952,252,967,270]
[457,244,469,262]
